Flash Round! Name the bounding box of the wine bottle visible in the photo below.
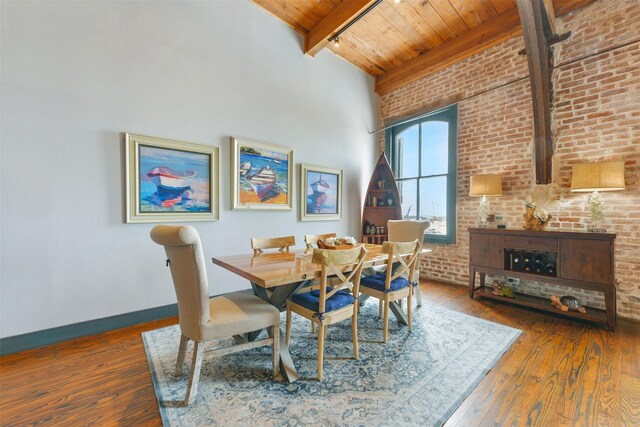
[523,252,533,272]
[546,262,557,275]
[533,253,547,273]
[511,251,524,270]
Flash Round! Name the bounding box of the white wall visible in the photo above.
[0,0,379,337]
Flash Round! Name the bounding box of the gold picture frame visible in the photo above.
[125,133,219,223]
[230,137,293,210]
[300,163,343,221]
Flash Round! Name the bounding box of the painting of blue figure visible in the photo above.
[306,171,339,215]
[238,146,289,204]
[138,145,211,213]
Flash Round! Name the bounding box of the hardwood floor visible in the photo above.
[1,281,638,426]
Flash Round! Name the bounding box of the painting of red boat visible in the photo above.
[139,146,211,213]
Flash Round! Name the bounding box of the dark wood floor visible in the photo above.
[1,281,638,426]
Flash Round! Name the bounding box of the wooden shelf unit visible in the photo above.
[468,227,616,330]
[362,153,401,243]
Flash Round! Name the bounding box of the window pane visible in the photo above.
[398,179,417,220]
[419,176,447,235]
[421,121,449,176]
[396,124,419,178]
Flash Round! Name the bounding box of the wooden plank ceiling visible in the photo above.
[252,0,595,95]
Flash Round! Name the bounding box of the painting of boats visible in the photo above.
[300,164,343,221]
[139,146,211,214]
[231,137,293,210]
[125,133,218,223]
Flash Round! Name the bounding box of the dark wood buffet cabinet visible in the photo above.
[468,227,616,330]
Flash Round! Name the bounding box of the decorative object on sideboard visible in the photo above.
[469,174,503,227]
[491,280,515,298]
[570,160,625,232]
[522,196,553,230]
[551,295,587,314]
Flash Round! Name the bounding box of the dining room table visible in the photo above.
[211,243,432,382]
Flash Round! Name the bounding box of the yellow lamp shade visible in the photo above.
[469,174,503,197]
[570,160,625,192]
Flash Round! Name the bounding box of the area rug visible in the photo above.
[142,300,521,426]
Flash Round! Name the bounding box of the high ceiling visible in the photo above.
[252,0,595,94]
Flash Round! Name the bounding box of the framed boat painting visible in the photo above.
[125,133,219,223]
[230,137,293,210]
[300,163,343,221]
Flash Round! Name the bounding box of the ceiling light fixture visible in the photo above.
[328,0,383,47]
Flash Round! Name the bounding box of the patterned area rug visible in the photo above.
[142,300,521,426]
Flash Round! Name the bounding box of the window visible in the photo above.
[385,105,457,244]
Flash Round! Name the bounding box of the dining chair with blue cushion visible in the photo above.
[151,225,281,405]
[285,245,367,381]
[359,240,421,343]
[388,220,429,307]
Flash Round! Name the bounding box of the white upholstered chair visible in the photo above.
[387,219,430,306]
[359,240,421,343]
[151,225,280,405]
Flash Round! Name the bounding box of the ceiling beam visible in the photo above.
[305,0,378,57]
[374,0,596,95]
[517,0,556,184]
[375,7,522,95]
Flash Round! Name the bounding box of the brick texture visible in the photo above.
[379,0,640,320]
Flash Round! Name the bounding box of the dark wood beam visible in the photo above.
[517,0,556,184]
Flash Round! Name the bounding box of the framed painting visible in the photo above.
[300,163,343,221]
[230,137,293,210]
[125,133,219,223]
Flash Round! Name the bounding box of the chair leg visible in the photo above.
[383,297,390,344]
[415,284,423,307]
[285,304,292,349]
[175,333,189,376]
[311,321,316,333]
[378,300,383,318]
[407,292,413,333]
[272,326,280,379]
[317,324,325,381]
[352,307,359,360]
[184,341,204,406]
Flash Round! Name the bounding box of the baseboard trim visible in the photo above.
[0,303,178,356]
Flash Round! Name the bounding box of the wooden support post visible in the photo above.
[516,0,557,184]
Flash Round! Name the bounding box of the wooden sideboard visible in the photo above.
[468,228,616,330]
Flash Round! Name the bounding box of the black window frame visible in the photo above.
[385,105,458,244]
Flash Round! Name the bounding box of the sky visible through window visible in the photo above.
[396,121,449,235]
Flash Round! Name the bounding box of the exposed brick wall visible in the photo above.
[379,0,640,320]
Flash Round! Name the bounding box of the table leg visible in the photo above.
[249,281,311,383]
[389,301,409,325]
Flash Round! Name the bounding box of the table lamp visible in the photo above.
[570,160,625,232]
[469,174,503,227]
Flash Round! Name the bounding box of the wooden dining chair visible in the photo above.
[303,233,337,249]
[285,246,367,381]
[251,235,296,255]
[359,240,421,343]
[151,225,281,405]
[388,220,430,307]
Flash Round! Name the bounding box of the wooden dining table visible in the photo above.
[211,243,432,382]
